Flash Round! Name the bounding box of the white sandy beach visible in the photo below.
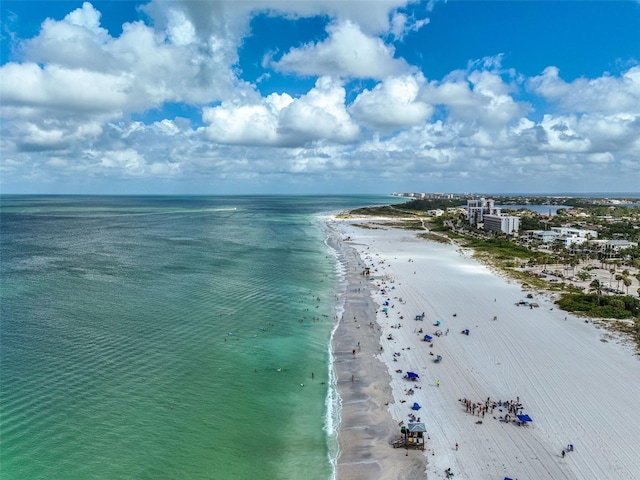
[331,218,640,480]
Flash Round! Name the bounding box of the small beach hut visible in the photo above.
[404,422,426,450]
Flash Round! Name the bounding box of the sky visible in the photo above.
[1,0,639,195]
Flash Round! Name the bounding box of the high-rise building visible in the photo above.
[467,198,501,225]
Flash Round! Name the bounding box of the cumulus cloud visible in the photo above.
[350,74,433,131]
[529,65,640,114]
[272,21,412,79]
[1,62,129,113]
[92,149,180,177]
[202,77,359,147]
[1,0,639,193]
[421,68,528,127]
[2,1,253,112]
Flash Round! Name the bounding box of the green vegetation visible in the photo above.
[417,232,451,244]
[556,293,640,350]
[517,215,548,231]
[391,220,425,230]
[351,223,379,229]
[403,198,467,210]
[349,205,423,217]
[463,238,537,261]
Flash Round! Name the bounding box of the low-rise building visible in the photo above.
[562,235,588,248]
[483,214,520,234]
[550,227,597,239]
[604,240,638,251]
[530,230,561,243]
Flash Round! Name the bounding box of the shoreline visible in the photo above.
[327,221,426,480]
[328,216,640,480]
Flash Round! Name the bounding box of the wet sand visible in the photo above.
[329,227,426,480]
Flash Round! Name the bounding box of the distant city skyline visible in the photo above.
[1,1,639,194]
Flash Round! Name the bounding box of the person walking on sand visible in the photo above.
[436,380,440,387]
[561,450,565,458]
[455,442,458,451]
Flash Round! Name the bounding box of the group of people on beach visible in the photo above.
[459,396,524,423]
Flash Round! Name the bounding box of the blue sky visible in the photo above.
[1,0,639,195]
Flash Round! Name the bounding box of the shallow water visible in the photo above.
[0,195,403,480]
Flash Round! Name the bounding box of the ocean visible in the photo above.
[0,195,403,480]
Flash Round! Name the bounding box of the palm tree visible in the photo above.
[577,272,591,282]
[623,276,632,295]
[570,258,579,276]
[589,279,603,305]
[615,274,624,290]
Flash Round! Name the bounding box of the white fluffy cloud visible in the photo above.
[421,69,528,127]
[272,21,412,79]
[1,2,252,113]
[350,74,433,130]
[202,77,359,147]
[1,1,638,193]
[529,66,640,114]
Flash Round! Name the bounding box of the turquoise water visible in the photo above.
[0,195,401,480]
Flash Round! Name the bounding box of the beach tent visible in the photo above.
[412,402,421,411]
[516,414,532,423]
[404,372,419,379]
[423,334,433,341]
